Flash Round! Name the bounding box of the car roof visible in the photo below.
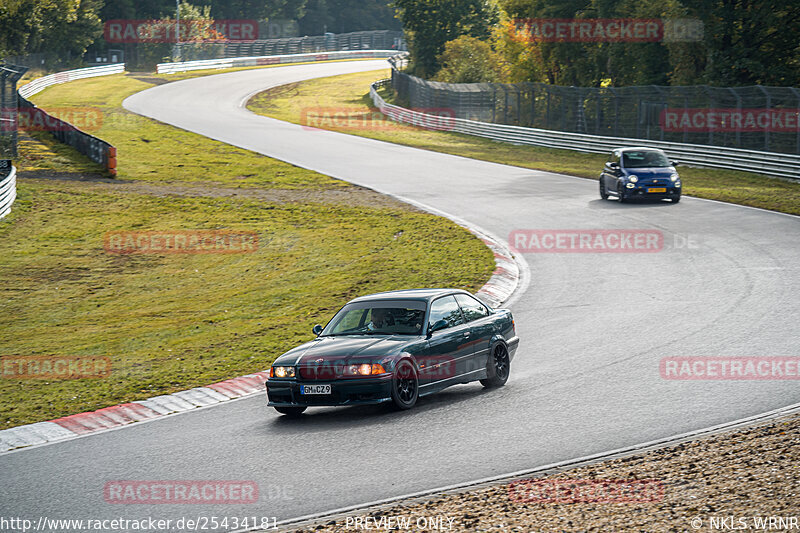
[614,147,666,153]
[349,288,467,303]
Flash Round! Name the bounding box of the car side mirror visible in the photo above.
[312,324,323,336]
[428,319,448,336]
[671,160,678,167]
[607,162,619,170]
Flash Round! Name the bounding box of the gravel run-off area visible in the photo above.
[278,413,800,532]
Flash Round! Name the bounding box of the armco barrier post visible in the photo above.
[107,147,117,176]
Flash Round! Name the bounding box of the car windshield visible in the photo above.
[622,151,670,168]
[321,300,427,336]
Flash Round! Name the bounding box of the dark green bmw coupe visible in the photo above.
[266,289,519,416]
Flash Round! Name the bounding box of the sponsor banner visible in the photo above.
[104,19,258,43]
[660,108,800,133]
[104,481,258,504]
[508,478,663,503]
[103,230,259,255]
[1,356,111,380]
[661,357,800,380]
[509,229,663,253]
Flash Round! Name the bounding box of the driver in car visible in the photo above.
[367,308,393,331]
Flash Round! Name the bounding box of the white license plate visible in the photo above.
[301,384,331,395]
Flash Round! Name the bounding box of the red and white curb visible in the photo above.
[0,372,269,453]
[475,235,520,309]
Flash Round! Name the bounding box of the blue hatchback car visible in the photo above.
[600,147,682,203]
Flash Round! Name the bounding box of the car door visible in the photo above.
[454,293,494,377]
[603,150,621,190]
[420,295,471,391]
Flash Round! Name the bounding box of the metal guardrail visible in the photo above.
[18,64,122,176]
[0,165,17,220]
[174,30,406,61]
[18,64,125,99]
[388,57,800,156]
[371,78,800,180]
[1,62,28,160]
[17,96,116,175]
[157,50,398,74]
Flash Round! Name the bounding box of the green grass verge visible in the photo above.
[25,73,344,189]
[15,130,105,175]
[0,68,495,428]
[247,69,800,216]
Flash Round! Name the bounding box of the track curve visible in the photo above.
[3,60,799,529]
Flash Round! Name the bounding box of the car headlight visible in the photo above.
[626,183,635,188]
[345,363,387,376]
[270,366,295,378]
[670,173,679,182]
[675,181,681,187]
[628,175,638,183]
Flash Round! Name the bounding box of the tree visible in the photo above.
[497,0,800,87]
[99,0,175,21]
[0,0,104,65]
[297,0,401,35]
[196,0,308,22]
[393,0,500,77]
[691,0,800,86]
[435,35,508,83]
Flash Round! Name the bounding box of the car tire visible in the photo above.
[599,178,609,200]
[480,343,510,388]
[275,406,307,417]
[671,194,681,203]
[389,359,418,410]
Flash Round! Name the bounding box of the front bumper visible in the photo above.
[266,375,393,407]
[625,184,681,199]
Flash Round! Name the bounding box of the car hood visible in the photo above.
[274,335,416,366]
[624,167,676,178]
